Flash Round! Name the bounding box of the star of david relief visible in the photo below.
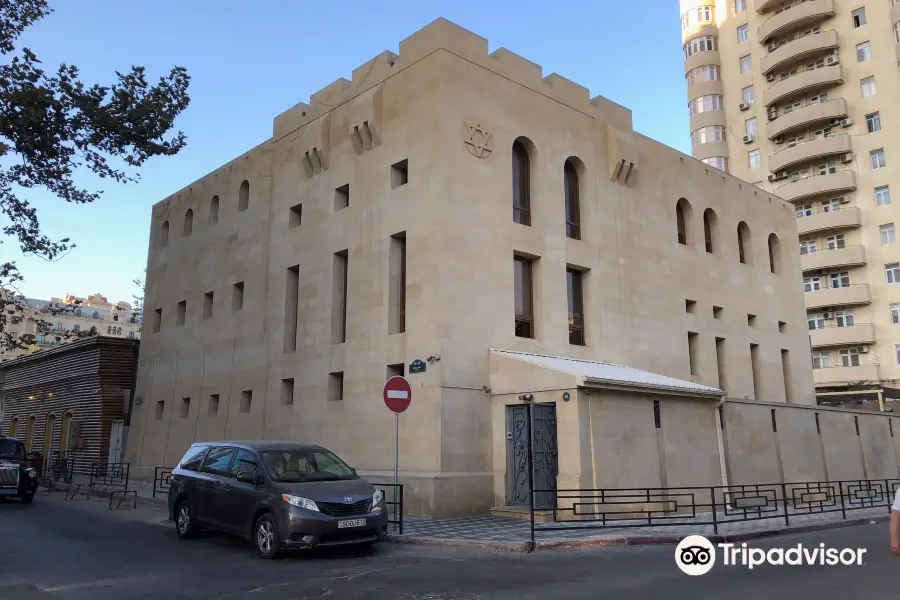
[463,122,493,158]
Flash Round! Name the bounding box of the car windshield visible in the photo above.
[0,439,25,460]
[261,448,357,482]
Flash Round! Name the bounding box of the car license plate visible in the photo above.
[338,519,366,529]
[0,489,17,495]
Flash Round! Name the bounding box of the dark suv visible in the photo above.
[0,437,38,503]
[168,441,388,558]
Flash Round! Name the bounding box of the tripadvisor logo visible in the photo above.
[675,535,867,575]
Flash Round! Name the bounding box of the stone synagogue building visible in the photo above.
[126,19,900,516]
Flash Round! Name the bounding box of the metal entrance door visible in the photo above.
[506,403,558,509]
[107,420,124,464]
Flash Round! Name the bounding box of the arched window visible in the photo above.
[238,180,250,212]
[107,326,112,334]
[209,195,220,224]
[160,220,170,247]
[768,233,782,274]
[703,208,718,253]
[737,221,752,264]
[512,139,532,226]
[92,311,99,319]
[60,412,73,455]
[25,416,35,452]
[564,158,581,240]
[117,327,122,335]
[676,198,693,245]
[9,416,18,438]
[183,209,193,236]
[42,413,55,457]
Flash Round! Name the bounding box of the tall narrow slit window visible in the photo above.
[389,232,407,334]
[332,251,348,344]
[564,159,581,240]
[567,268,585,345]
[703,208,717,253]
[512,140,531,226]
[514,256,535,338]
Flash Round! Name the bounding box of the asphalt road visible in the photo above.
[0,490,897,599]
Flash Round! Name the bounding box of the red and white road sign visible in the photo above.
[383,376,412,414]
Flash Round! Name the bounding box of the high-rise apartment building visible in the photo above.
[681,0,900,395]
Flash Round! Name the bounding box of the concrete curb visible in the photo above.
[387,515,890,553]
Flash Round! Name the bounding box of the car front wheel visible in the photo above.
[175,500,200,539]
[255,514,280,559]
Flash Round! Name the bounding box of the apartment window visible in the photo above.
[871,148,886,169]
[232,281,244,312]
[289,203,302,228]
[685,65,720,87]
[806,57,825,71]
[882,223,896,244]
[735,0,746,12]
[886,263,900,284]
[176,301,186,326]
[740,55,752,73]
[808,313,826,331]
[822,197,841,212]
[391,159,409,188]
[332,250,348,344]
[72,324,80,332]
[564,159,581,240]
[334,184,350,210]
[861,76,877,98]
[688,95,723,116]
[866,112,881,133]
[812,351,830,369]
[328,372,344,402]
[742,86,754,106]
[239,390,252,413]
[514,256,535,338]
[835,310,855,327]
[876,186,892,206]
[891,303,900,324]
[238,180,250,212]
[800,240,817,255]
[691,125,726,147]
[840,348,860,367]
[682,5,715,30]
[852,7,866,27]
[155,401,164,420]
[810,93,828,104]
[745,118,757,138]
[280,378,294,406]
[208,394,219,418]
[389,232,407,334]
[856,41,872,62]
[180,398,190,418]
[183,209,193,237]
[209,195,219,224]
[153,308,162,333]
[203,291,214,319]
[688,332,699,376]
[284,265,299,353]
[826,234,845,250]
[796,205,813,219]
[819,161,836,176]
[813,126,832,139]
[683,35,718,59]
[749,150,760,169]
[702,156,729,172]
[512,140,531,226]
[737,24,749,43]
[567,268,585,346]
[830,272,850,288]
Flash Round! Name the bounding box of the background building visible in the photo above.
[681,0,900,396]
[125,18,830,516]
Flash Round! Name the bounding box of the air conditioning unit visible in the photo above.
[840,153,853,163]
[774,136,784,144]
[859,347,869,354]
[841,118,853,128]
[767,73,776,82]
[768,112,778,121]
[822,312,833,319]
[743,135,754,144]
[826,55,839,65]
[838,197,850,204]
[768,42,778,52]
[792,173,801,182]
[768,174,778,183]
[830,118,842,126]
[740,103,749,111]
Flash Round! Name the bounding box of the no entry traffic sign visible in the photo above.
[383,376,412,414]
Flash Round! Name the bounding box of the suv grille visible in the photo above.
[318,499,371,517]
[0,467,19,488]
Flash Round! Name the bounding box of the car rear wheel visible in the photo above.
[175,500,200,539]
[255,514,280,559]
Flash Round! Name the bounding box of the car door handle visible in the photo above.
[214,481,230,490]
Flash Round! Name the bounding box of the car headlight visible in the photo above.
[25,468,37,479]
[372,489,384,505]
[282,494,319,512]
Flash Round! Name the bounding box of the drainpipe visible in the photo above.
[714,396,729,488]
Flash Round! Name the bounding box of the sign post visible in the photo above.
[383,376,412,520]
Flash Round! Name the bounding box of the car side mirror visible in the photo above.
[236,470,256,484]
[351,467,357,476]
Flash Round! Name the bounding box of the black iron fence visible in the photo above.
[153,466,174,499]
[529,479,900,542]
[88,462,130,490]
[377,483,405,534]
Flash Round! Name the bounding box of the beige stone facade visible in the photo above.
[127,18,823,516]
[681,0,900,392]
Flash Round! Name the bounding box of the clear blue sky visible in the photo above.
[12,0,689,303]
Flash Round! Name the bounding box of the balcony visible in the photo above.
[763,64,843,107]
[761,30,839,75]
[800,245,866,272]
[809,323,875,348]
[796,206,860,236]
[805,284,870,309]
[758,0,836,42]
[769,134,851,173]
[775,169,856,202]
[684,50,721,74]
[767,98,848,140]
[755,0,782,13]
[813,362,880,385]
